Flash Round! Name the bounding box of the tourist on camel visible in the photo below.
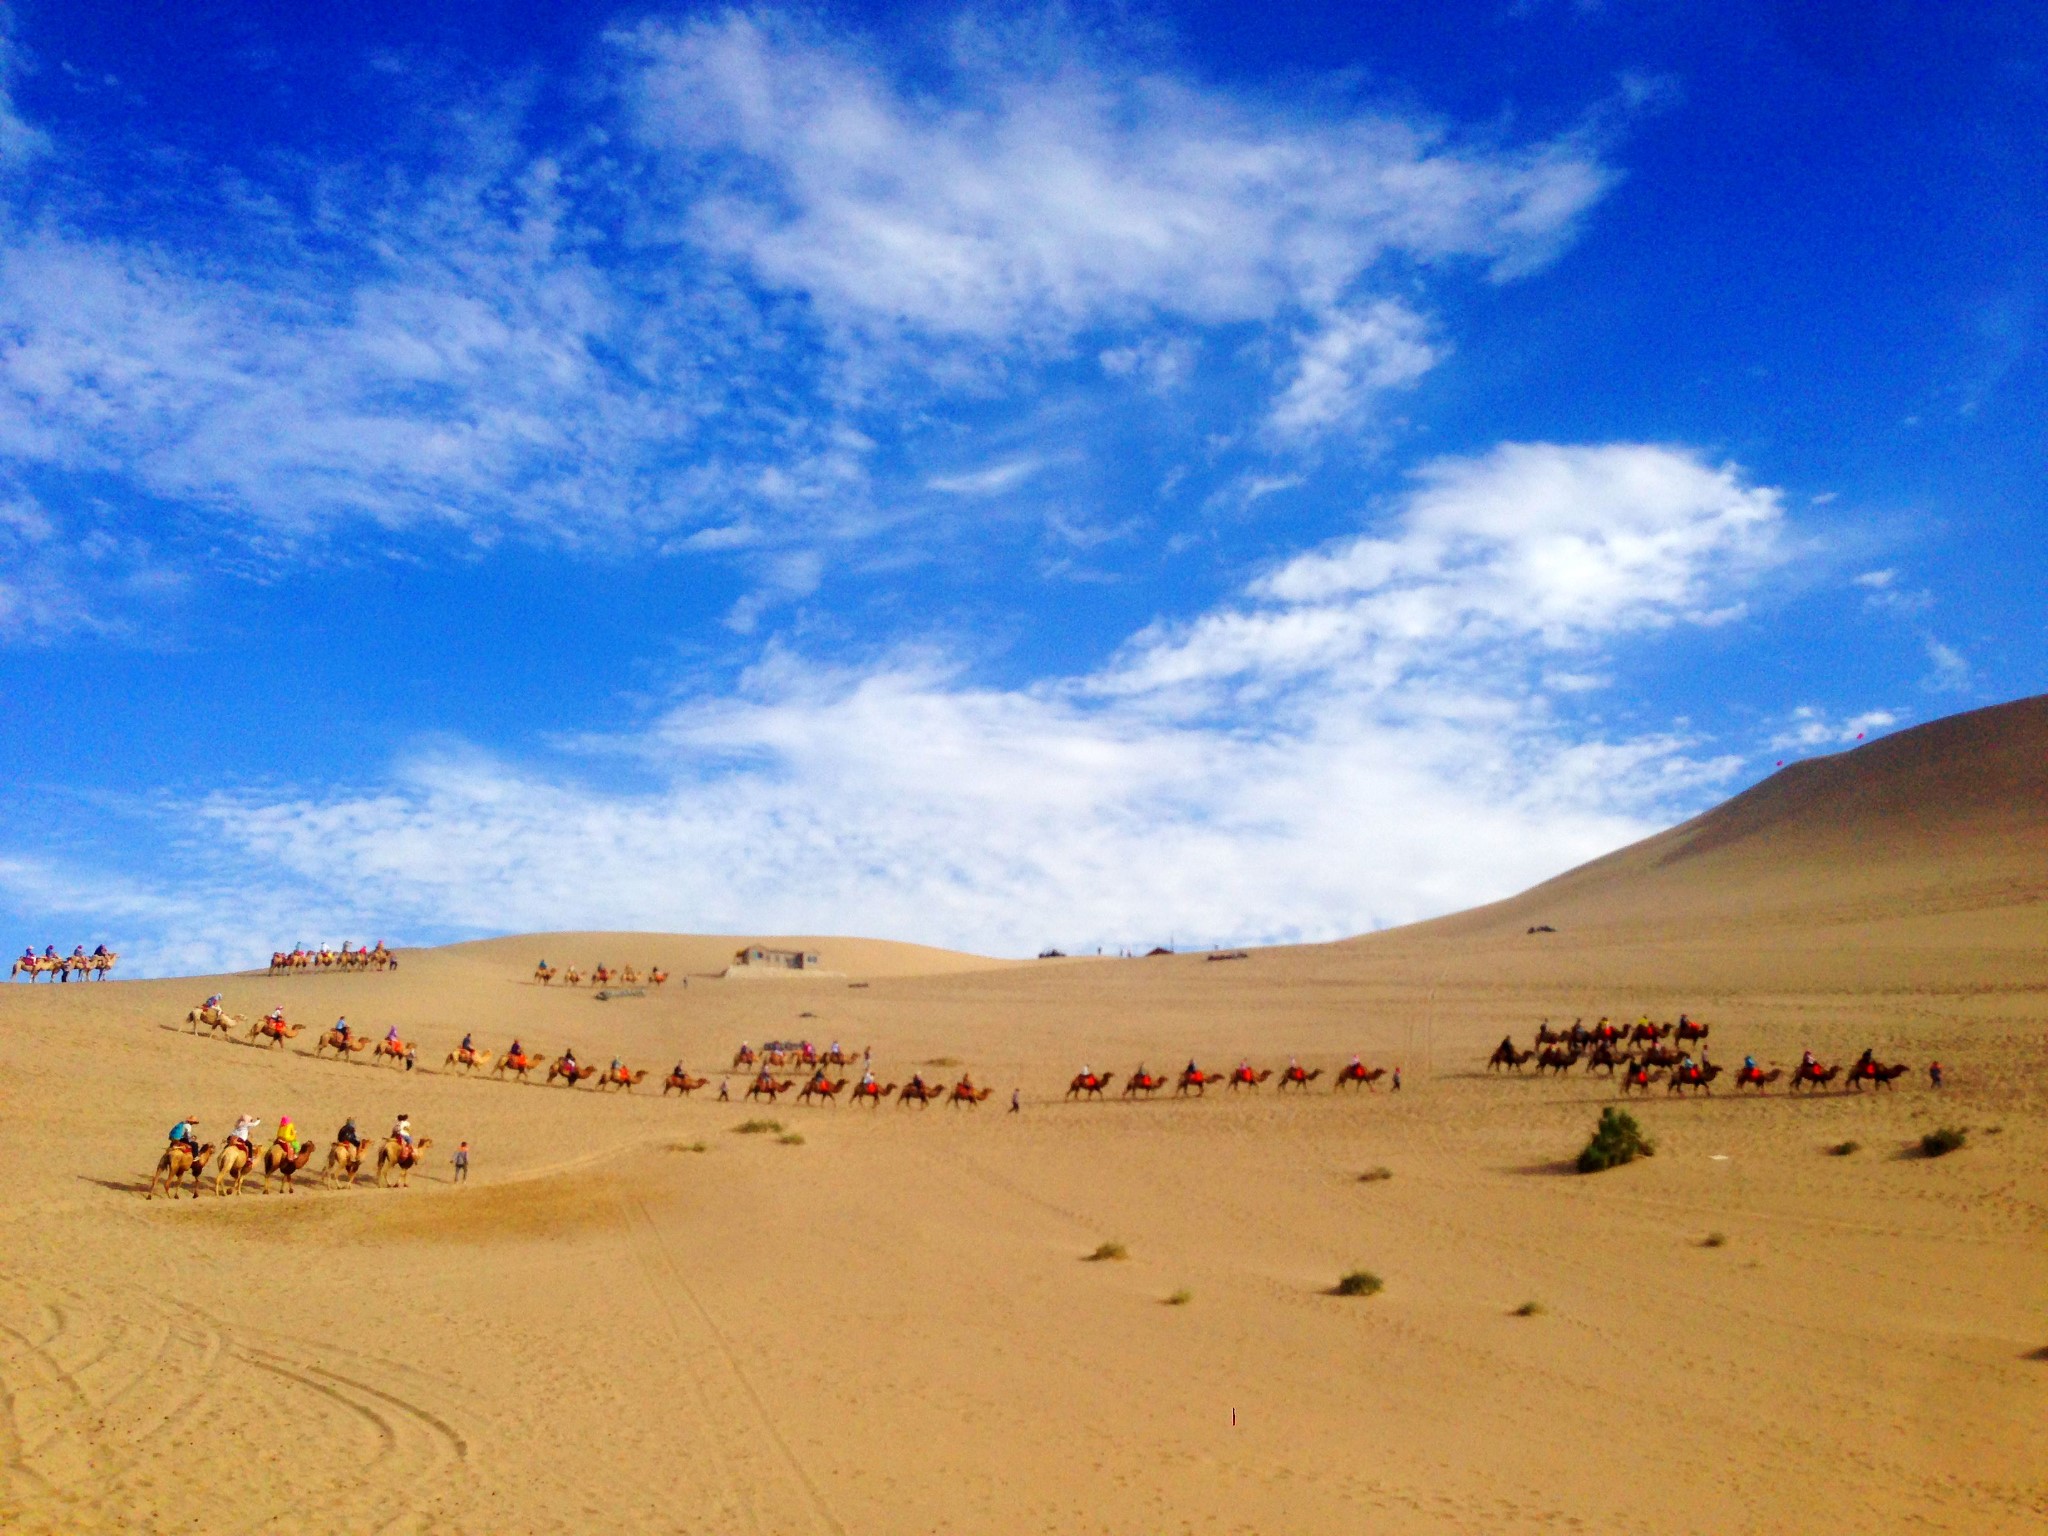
[168,1116,199,1146]
[392,1114,413,1150]
[335,1118,360,1149]
[460,1032,474,1055]
[508,1038,523,1059]
[230,1114,260,1152]
[276,1115,299,1153]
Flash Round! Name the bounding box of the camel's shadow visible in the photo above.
[80,1174,154,1195]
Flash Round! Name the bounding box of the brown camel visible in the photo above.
[147,1141,216,1200]
[261,1139,318,1193]
[1627,1021,1670,1047]
[1488,1042,1534,1072]
[1666,1060,1723,1095]
[563,967,583,986]
[1123,1069,1168,1097]
[597,1066,649,1092]
[315,1029,369,1059]
[745,1075,795,1101]
[848,1080,897,1105]
[1334,1062,1386,1091]
[492,1049,542,1081]
[1674,1017,1710,1047]
[375,1135,433,1188]
[443,1046,494,1073]
[1533,1021,1565,1048]
[648,968,669,988]
[732,1046,757,1069]
[1226,1067,1271,1091]
[213,1140,257,1196]
[898,1079,944,1107]
[798,1075,847,1106]
[1620,1064,1661,1095]
[1586,1042,1629,1077]
[548,1058,599,1087]
[1175,1067,1223,1096]
[1066,1071,1116,1100]
[324,1140,368,1188]
[1734,1065,1782,1092]
[1276,1066,1322,1092]
[1535,1046,1582,1076]
[948,1077,992,1107]
[533,964,557,985]
[1868,1061,1911,1089]
[1790,1061,1840,1093]
[662,1070,710,1097]
[248,1016,302,1048]
[372,1037,411,1067]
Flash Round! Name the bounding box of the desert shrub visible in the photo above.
[1513,1300,1544,1317]
[777,1132,805,1146]
[1358,1166,1393,1183]
[1920,1126,1966,1158]
[1086,1241,1128,1262]
[1164,1288,1193,1306]
[1828,1140,1860,1157]
[1332,1269,1383,1297]
[734,1119,783,1135]
[1702,1231,1728,1248]
[924,1057,963,1067]
[1577,1108,1654,1174]
[665,1140,709,1154]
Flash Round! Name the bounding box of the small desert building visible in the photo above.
[733,945,822,971]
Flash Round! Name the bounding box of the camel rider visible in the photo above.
[276,1116,299,1154]
[168,1116,199,1146]
[508,1038,523,1061]
[336,1118,360,1149]
[392,1115,413,1150]
[230,1115,260,1152]
[1801,1049,1818,1071]
[334,1016,349,1042]
[1351,1054,1363,1071]
[860,1066,875,1088]
[71,945,85,960]
[1499,1034,1515,1056]
[1743,1054,1757,1073]
[461,1032,474,1056]
[385,1025,401,1046]
[1854,1047,1875,1073]
[93,943,108,958]
[43,944,56,959]
[562,1048,577,1072]
[610,1057,622,1074]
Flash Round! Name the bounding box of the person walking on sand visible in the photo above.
[453,1142,470,1183]
[1009,1087,1020,1114]
[1391,1065,1402,1092]
[717,1078,730,1102]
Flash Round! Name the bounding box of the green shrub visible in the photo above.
[734,1119,783,1135]
[1332,1269,1383,1297]
[1086,1241,1128,1262]
[1920,1126,1966,1158]
[1358,1166,1393,1183]
[777,1132,805,1146]
[1577,1108,1655,1173]
[1164,1288,1193,1306]
[665,1140,709,1154]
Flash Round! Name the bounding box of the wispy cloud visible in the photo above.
[24,442,1784,970]
[1769,706,1899,752]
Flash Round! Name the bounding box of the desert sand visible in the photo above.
[2,698,2045,1534]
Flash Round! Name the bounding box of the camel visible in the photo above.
[591,965,613,987]
[1175,1067,1223,1096]
[1488,1042,1534,1072]
[598,1065,649,1092]
[249,1016,302,1048]
[1790,1061,1840,1093]
[78,952,116,980]
[492,1049,542,1082]
[1666,1060,1722,1095]
[187,1004,240,1037]
[563,967,583,987]
[1591,1020,1626,1047]
[948,1077,992,1107]
[745,1074,794,1101]
[213,1140,257,1196]
[1637,1044,1684,1070]
[662,1070,710,1097]
[1628,1020,1669,1047]
[824,1046,858,1068]
[261,1139,317,1193]
[443,1046,494,1073]
[11,956,49,981]
[1586,1041,1629,1077]
[898,1079,944,1107]
[1735,1065,1783,1092]
[1334,1062,1386,1091]
[798,1075,847,1106]
[1867,1061,1911,1090]
[533,964,557,985]
[315,1029,369,1060]
[1534,1021,1564,1049]
[146,1141,216,1200]
[1277,1065,1323,1092]
[1535,1046,1582,1076]
[1122,1069,1168,1098]
[368,1036,412,1068]
[1620,1064,1662,1095]
[549,1058,600,1087]
[732,1045,757,1069]
[1226,1067,1271,1091]
[1066,1071,1116,1100]
[621,966,640,984]
[848,1080,897,1106]
[375,1135,433,1188]
[324,1140,367,1188]
[1674,1017,1710,1048]
[648,969,669,988]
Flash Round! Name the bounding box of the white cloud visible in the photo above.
[1853,568,1894,589]
[1768,706,1899,752]
[927,458,1042,496]
[619,11,1613,345]
[35,441,1786,970]
[1924,636,1970,692]
[0,32,48,170]
[1265,300,1437,439]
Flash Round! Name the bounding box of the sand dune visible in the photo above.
[1,700,2044,1532]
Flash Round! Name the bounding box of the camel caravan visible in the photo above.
[532,960,670,988]
[148,1112,434,1198]
[269,943,397,973]
[1484,1015,1938,1097]
[12,945,117,982]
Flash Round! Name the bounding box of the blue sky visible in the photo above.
[0,1,2042,973]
